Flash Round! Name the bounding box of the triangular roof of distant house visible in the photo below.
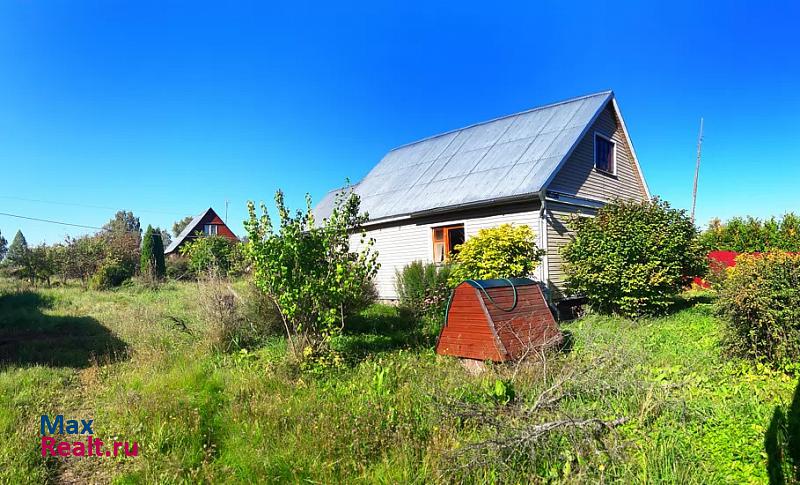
[315,91,644,222]
[164,207,229,254]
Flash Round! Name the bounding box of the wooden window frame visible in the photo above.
[432,224,465,263]
[593,132,617,176]
[204,224,218,236]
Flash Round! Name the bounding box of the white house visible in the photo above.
[315,91,649,300]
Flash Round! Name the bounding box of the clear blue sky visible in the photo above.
[1,1,798,244]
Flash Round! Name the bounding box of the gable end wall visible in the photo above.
[548,104,647,202]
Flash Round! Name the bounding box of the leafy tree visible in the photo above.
[0,230,7,261]
[562,198,707,317]
[173,216,194,237]
[448,224,545,285]
[103,210,142,240]
[245,189,379,356]
[700,213,800,252]
[58,235,106,285]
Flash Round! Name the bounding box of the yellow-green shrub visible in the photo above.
[718,252,800,367]
[448,224,544,285]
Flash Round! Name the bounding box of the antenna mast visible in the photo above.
[691,117,704,224]
[225,199,229,224]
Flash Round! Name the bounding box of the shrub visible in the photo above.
[89,259,130,290]
[395,260,452,317]
[166,256,191,280]
[448,224,544,286]
[718,252,800,367]
[562,198,707,317]
[245,188,379,357]
[180,236,240,277]
[700,213,800,252]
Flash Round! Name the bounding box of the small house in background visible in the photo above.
[164,207,238,256]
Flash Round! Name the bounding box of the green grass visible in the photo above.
[0,280,797,483]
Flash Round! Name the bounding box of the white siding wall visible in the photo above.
[353,203,544,300]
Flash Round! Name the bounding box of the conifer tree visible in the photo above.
[6,230,28,265]
[140,226,155,279]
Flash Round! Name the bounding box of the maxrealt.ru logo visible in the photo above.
[40,415,139,457]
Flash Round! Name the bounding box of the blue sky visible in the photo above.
[1,1,798,244]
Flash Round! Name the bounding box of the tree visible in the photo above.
[103,210,142,240]
[0,230,7,261]
[140,226,166,281]
[154,227,172,247]
[6,230,28,265]
[448,224,545,285]
[245,189,379,356]
[562,198,707,317]
[173,216,194,237]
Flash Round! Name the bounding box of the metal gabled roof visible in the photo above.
[315,91,614,223]
[164,208,213,254]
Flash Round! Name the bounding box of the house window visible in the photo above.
[204,224,218,236]
[432,224,465,262]
[594,133,616,174]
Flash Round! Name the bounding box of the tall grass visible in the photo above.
[0,281,796,483]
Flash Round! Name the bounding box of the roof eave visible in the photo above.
[361,192,542,227]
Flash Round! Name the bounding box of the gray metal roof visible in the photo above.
[164,208,212,254]
[315,91,613,223]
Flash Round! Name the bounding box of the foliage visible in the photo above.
[103,210,142,237]
[5,230,28,266]
[180,235,242,277]
[717,252,800,367]
[562,198,707,317]
[56,235,106,285]
[395,260,452,318]
[140,226,166,281]
[2,283,795,484]
[165,255,191,280]
[0,230,7,261]
[88,258,131,290]
[172,215,194,237]
[154,227,172,248]
[448,224,544,285]
[700,213,800,252]
[245,188,379,356]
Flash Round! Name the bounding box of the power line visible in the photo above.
[0,211,102,230]
[0,195,190,217]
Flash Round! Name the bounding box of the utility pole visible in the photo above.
[691,117,704,224]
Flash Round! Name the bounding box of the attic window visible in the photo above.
[594,133,616,174]
[432,224,465,263]
[204,224,218,236]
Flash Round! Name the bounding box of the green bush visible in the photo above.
[165,256,191,280]
[180,236,241,277]
[700,213,800,252]
[89,258,130,290]
[245,188,379,357]
[562,198,707,317]
[718,252,800,367]
[447,224,544,285]
[395,260,452,317]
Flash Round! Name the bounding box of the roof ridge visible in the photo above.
[388,90,613,152]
